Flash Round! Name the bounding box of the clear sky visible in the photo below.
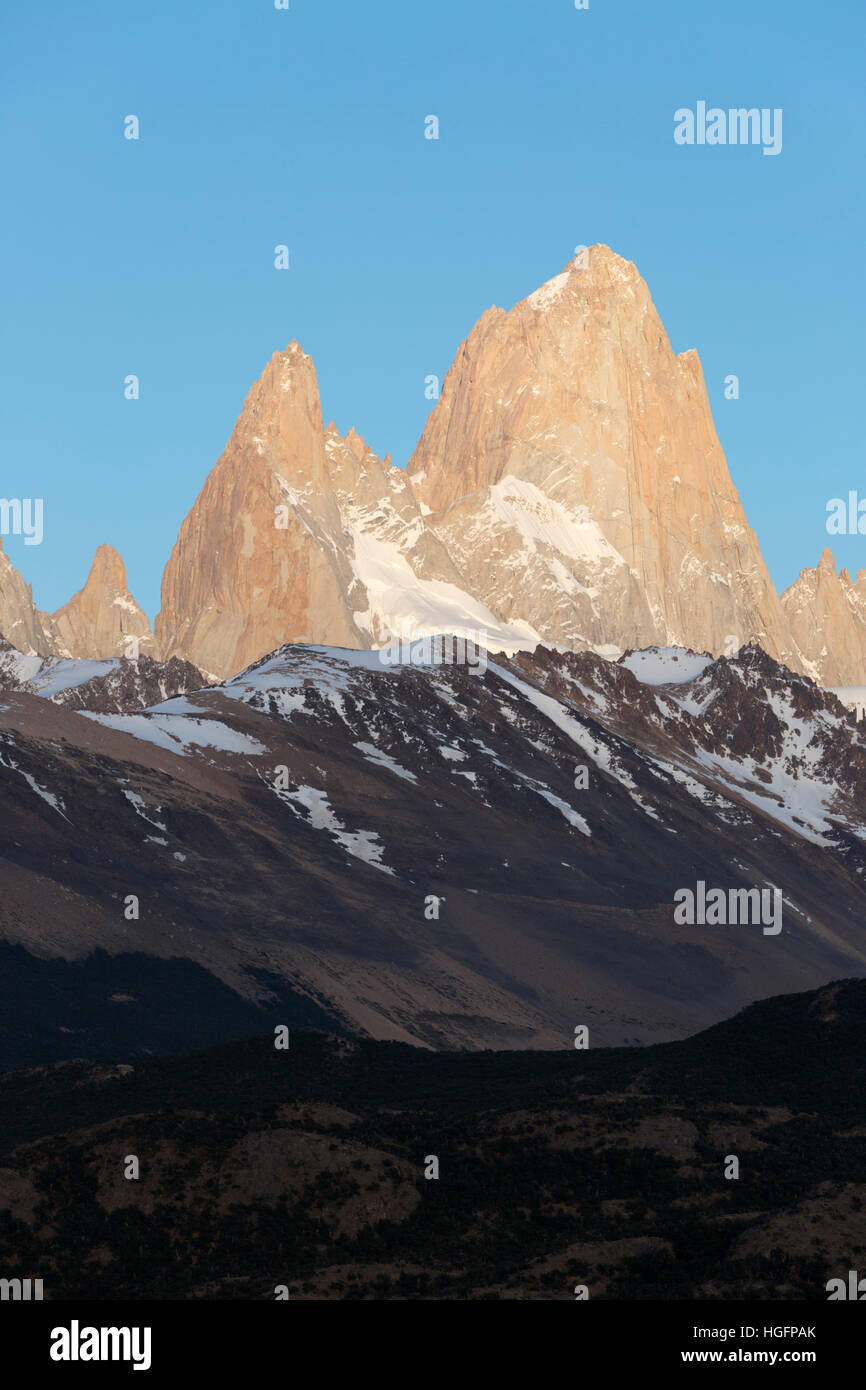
[1,0,864,619]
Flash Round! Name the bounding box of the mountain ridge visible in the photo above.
[1,633,865,1059]
[1,246,860,683]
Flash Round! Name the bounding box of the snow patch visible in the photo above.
[30,658,120,697]
[0,749,70,819]
[354,741,417,783]
[82,712,265,758]
[348,526,541,655]
[274,782,394,874]
[618,647,714,686]
[527,270,571,310]
[122,789,167,832]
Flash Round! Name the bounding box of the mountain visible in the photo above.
[2,978,865,1300]
[151,244,850,684]
[781,548,866,687]
[50,543,155,660]
[407,246,801,668]
[155,346,368,681]
[0,541,153,663]
[0,245,859,684]
[154,344,537,680]
[0,539,54,656]
[1,637,865,1065]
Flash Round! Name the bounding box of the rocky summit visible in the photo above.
[3,246,863,683]
[152,245,854,681]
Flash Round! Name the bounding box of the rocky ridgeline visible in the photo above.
[1,247,863,683]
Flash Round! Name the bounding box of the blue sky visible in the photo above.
[1,0,864,618]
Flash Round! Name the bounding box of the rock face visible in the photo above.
[408,245,801,666]
[0,542,153,664]
[50,544,155,660]
[781,548,866,687]
[155,345,367,680]
[0,244,856,684]
[155,345,536,679]
[154,244,824,682]
[0,542,54,656]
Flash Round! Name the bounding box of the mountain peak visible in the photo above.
[818,546,837,576]
[88,542,128,591]
[273,339,309,364]
[143,251,863,689]
[404,246,796,673]
[516,243,644,315]
[156,333,367,678]
[781,548,866,686]
[51,545,153,660]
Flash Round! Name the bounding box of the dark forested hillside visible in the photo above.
[1,979,864,1300]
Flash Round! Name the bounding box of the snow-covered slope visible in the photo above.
[0,638,204,714]
[1,637,866,1052]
